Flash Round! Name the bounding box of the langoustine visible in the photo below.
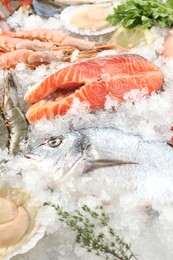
[24,55,164,124]
[0,35,77,52]
[0,29,116,69]
[0,47,115,70]
[0,49,73,70]
[1,29,96,51]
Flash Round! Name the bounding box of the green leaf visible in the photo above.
[107,0,173,29]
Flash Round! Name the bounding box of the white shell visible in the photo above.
[4,226,46,260]
[60,4,118,36]
[0,183,46,260]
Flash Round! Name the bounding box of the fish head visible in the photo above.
[25,131,83,177]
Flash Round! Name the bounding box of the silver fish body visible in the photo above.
[26,128,173,184]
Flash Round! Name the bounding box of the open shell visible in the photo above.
[0,185,46,260]
[60,4,117,36]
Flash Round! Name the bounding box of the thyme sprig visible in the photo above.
[44,202,138,260]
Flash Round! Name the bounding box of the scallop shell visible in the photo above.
[60,4,118,36]
[0,185,46,260]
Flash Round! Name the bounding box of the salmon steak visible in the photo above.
[25,55,164,123]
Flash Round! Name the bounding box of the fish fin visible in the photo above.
[83,159,138,174]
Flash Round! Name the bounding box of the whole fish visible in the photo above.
[25,128,173,185]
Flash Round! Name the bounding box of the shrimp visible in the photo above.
[0,36,76,52]
[0,49,74,70]
[1,72,28,155]
[0,50,33,70]
[2,29,66,43]
[1,29,115,51]
[0,47,114,70]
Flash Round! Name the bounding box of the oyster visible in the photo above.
[0,185,45,259]
[60,4,117,36]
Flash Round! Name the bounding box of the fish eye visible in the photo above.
[48,137,62,148]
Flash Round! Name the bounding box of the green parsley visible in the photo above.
[44,202,138,260]
[107,0,173,29]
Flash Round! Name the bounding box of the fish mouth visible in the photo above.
[84,159,138,174]
[25,153,42,161]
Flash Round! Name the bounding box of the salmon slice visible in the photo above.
[25,55,164,123]
[26,81,108,123]
[25,55,163,104]
[24,59,102,103]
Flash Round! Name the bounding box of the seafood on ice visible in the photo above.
[0,31,96,51]
[1,29,116,51]
[24,54,164,123]
[0,179,45,260]
[60,4,117,36]
[0,72,28,155]
[26,127,173,187]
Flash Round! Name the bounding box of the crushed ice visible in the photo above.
[0,10,172,260]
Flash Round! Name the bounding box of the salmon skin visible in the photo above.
[25,55,164,123]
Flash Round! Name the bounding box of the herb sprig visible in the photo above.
[44,202,137,260]
[107,0,173,29]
